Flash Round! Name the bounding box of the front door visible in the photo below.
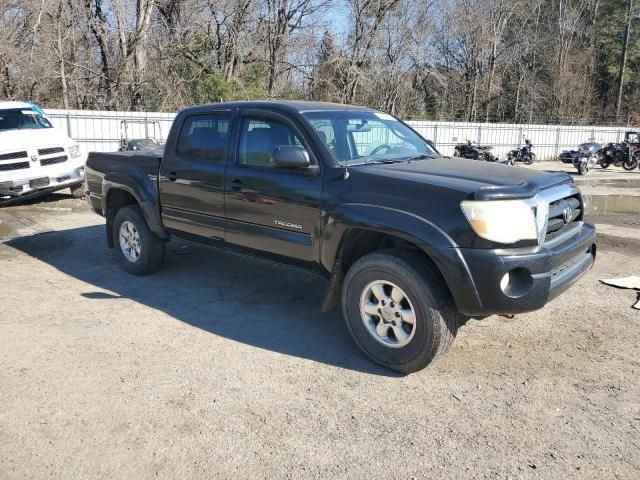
[159,111,233,243]
[224,110,323,264]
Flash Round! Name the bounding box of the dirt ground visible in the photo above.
[1,164,639,479]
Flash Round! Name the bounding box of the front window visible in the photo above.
[0,109,53,132]
[239,118,303,167]
[302,110,438,166]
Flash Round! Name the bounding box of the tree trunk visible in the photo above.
[616,0,633,121]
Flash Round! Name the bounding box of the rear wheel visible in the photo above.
[341,249,461,373]
[623,156,638,171]
[113,205,165,275]
[522,153,535,165]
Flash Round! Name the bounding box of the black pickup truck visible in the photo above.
[85,101,596,373]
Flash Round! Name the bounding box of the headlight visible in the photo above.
[461,200,538,244]
[68,144,82,158]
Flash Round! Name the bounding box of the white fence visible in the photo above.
[44,108,636,161]
[45,108,176,153]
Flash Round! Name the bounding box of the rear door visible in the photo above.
[159,111,233,243]
[224,109,323,264]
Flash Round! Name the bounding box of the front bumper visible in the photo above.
[0,165,85,198]
[449,222,596,316]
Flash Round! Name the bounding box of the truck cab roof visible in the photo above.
[178,100,377,116]
[0,101,35,110]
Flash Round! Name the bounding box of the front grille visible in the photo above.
[0,151,28,161]
[38,147,65,155]
[40,155,68,166]
[0,161,30,172]
[545,194,582,242]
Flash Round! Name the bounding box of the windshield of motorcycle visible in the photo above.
[302,110,439,166]
[0,108,53,132]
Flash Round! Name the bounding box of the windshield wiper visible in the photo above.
[351,158,404,166]
[407,154,435,161]
[351,154,434,166]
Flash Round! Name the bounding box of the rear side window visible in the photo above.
[177,114,231,162]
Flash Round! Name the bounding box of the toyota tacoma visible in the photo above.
[85,101,596,373]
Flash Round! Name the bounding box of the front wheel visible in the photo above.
[113,205,166,275]
[453,148,461,158]
[69,181,85,198]
[578,162,588,175]
[341,250,461,373]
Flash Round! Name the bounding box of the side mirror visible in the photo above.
[272,145,310,169]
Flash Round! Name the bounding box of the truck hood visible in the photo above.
[353,157,572,200]
[0,128,73,153]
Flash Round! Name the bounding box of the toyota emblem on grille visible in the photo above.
[562,205,572,224]
[30,154,38,162]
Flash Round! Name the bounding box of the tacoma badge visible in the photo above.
[274,220,303,230]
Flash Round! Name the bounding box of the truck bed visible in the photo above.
[85,150,163,203]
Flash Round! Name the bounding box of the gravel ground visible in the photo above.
[1,168,639,479]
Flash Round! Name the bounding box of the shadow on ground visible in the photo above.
[0,190,76,208]
[5,225,397,376]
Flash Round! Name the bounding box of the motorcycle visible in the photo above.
[454,140,513,165]
[560,141,603,164]
[507,138,535,165]
[599,142,639,171]
[573,145,602,175]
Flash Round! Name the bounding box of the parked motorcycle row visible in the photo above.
[453,137,535,166]
[559,131,640,175]
[453,130,640,175]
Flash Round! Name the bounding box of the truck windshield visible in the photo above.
[302,110,439,166]
[0,109,53,132]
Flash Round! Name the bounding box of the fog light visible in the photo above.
[500,272,510,291]
[499,267,534,298]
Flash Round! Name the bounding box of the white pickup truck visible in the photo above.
[0,101,86,201]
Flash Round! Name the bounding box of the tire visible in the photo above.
[453,148,461,158]
[113,205,165,275]
[600,159,610,169]
[522,153,535,165]
[578,163,588,175]
[69,181,85,198]
[341,249,461,373]
[623,157,638,171]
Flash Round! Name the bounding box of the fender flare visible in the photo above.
[320,203,483,315]
[101,172,168,245]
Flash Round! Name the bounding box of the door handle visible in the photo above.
[167,171,177,182]
[231,179,242,191]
